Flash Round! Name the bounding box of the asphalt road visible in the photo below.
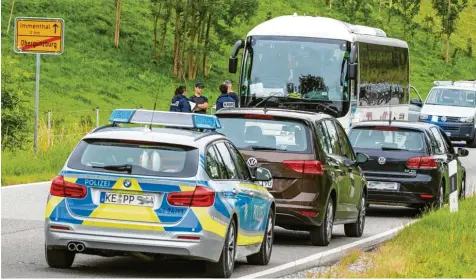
[2,147,475,278]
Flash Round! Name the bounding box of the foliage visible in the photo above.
[389,0,421,39]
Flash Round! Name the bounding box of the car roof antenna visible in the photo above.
[388,92,392,125]
[149,89,160,130]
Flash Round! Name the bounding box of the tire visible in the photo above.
[459,175,466,200]
[45,243,75,268]
[344,193,366,237]
[247,209,274,265]
[310,198,334,246]
[466,135,476,148]
[206,219,237,278]
[433,182,445,210]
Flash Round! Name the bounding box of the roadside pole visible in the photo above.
[14,17,64,153]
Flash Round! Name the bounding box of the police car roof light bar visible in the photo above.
[108,109,222,130]
[433,81,453,86]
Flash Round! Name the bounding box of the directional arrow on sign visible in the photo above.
[53,24,58,34]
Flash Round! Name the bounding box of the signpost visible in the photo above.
[14,17,64,153]
[448,160,458,213]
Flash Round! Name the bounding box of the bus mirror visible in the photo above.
[348,63,357,80]
[229,57,238,73]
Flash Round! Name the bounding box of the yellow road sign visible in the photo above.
[14,17,64,54]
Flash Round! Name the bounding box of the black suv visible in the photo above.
[349,121,468,210]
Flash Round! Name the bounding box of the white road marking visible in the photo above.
[237,220,417,279]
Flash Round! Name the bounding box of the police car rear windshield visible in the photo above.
[349,127,426,152]
[67,139,199,177]
[216,115,311,153]
[425,88,476,107]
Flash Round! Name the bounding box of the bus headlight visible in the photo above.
[460,116,474,123]
[419,114,429,120]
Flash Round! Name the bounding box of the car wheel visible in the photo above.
[247,209,274,265]
[310,198,334,246]
[344,193,366,237]
[45,243,75,268]
[206,218,237,278]
[466,135,476,148]
[434,182,445,210]
[459,176,466,200]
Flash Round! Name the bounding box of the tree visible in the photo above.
[114,0,121,47]
[389,0,421,39]
[432,0,468,63]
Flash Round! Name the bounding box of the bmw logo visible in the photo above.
[123,179,132,188]
[378,157,386,165]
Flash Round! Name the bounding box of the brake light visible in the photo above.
[50,176,87,198]
[375,126,399,131]
[244,114,275,120]
[282,160,324,175]
[167,186,215,207]
[420,194,434,199]
[299,210,319,217]
[406,157,437,169]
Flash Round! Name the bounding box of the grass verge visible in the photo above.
[310,197,476,278]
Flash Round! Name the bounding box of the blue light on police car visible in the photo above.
[192,114,221,129]
[109,109,136,123]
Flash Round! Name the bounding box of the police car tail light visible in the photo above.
[50,176,87,198]
[406,157,437,169]
[282,160,324,175]
[167,186,215,207]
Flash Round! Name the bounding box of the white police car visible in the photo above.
[44,109,276,278]
[412,80,476,147]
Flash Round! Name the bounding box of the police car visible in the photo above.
[412,80,476,147]
[44,109,276,278]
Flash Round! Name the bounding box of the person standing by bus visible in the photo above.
[189,82,209,114]
[223,80,239,106]
[169,85,192,112]
[216,83,236,111]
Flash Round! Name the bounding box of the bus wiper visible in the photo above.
[92,164,132,173]
[279,101,339,115]
[251,145,278,151]
[253,92,282,108]
[381,146,407,151]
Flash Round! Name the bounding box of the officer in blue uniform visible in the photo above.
[216,84,237,111]
[169,86,192,113]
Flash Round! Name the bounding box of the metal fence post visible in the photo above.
[96,107,99,127]
[47,110,51,147]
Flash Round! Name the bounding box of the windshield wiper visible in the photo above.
[381,146,408,151]
[253,92,283,108]
[251,145,278,151]
[92,164,132,173]
[279,101,339,115]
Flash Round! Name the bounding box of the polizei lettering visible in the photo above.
[84,179,111,187]
[21,40,58,49]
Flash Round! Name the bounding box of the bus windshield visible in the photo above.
[239,36,351,117]
[425,88,476,108]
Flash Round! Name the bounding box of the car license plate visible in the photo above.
[101,192,155,207]
[257,180,273,188]
[368,181,399,191]
[431,115,438,122]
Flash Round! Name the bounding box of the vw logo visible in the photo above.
[247,157,258,168]
[378,157,386,165]
[441,116,447,122]
[123,179,132,188]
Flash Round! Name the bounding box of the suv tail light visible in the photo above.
[50,176,87,198]
[282,160,324,175]
[167,186,215,207]
[406,156,437,169]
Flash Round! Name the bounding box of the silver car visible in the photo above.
[44,109,276,278]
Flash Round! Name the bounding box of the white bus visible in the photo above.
[228,14,412,130]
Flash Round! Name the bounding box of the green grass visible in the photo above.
[310,197,476,278]
[1,0,476,185]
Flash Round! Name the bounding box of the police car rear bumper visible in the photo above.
[45,221,224,262]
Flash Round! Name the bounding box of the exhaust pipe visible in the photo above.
[67,242,77,252]
[76,243,85,252]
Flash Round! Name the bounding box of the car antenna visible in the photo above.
[149,89,160,130]
[388,89,392,125]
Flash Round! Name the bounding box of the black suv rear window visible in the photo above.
[67,139,199,177]
[217,116,311,153]
[349,127,426,152]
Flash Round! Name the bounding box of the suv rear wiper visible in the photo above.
[92,164,132,173]
[251,145,278,151]
[381,146,408,151]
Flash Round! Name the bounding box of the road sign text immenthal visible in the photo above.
[14,17,64,54]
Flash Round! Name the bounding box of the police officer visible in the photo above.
[169,85,192,112]
[216,84,236,111]
[223,80,239,105]
[189,82,209,114]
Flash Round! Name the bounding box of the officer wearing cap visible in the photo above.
[216,84,236,111]
[189,82,209,114]
[169,85,192,112]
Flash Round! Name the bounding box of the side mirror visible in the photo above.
[348,63,357,80]
[229,57,238,73]
[355,152,369,165]
[457,148,469,157]
[254,167,272,181]
[410,98,423,107]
